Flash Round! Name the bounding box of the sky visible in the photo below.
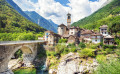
[13,0,107,25]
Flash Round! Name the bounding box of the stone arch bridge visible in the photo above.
[0,40,45,74]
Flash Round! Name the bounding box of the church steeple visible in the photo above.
[67,13,71,28]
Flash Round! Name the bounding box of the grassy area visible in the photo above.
[13,67,36,74]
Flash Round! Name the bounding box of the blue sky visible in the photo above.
[30,0,98,6]
[52,0,98,6]
[13,0,107,25]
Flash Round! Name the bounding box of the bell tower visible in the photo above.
[67,13,71,29]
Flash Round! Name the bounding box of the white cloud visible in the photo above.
[90,0,107,13]
[13,0,107,25]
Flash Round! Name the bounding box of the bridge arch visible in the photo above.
[8,45,34,60]
[0,44,38,74]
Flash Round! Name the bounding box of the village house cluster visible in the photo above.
[44,13,115,46]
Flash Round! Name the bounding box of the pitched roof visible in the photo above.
[104,35,114,38]
[45,30,54,33]
[99,25,108,28]
[81,30,94,35]
[91,32,102,36]
[67,13,71,15]
[49,33,61,37]
[58,24,66,27]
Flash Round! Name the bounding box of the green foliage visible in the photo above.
[96,55,106,63]
[68,43,76,48]
[103,45,117,49]
[17,33,36,40]
[72,0,120,31]
[79,48,95,58]
[115,37,120,47]
[78,42,86,49]
[13,67,36,74]
[46,51,57,56]
[70,48,77,52]
[95,59,120,74]
[37,44,47,58]
[0,0,45,33]
[105,48,114,54]
[90,44,98,49]
[115,49,120,56]
[55,44,66,54]
[63,48,69,54]
[14,49,23,58]
[0,33,38,41]
[36,32,44,37]
[58,39,67,43]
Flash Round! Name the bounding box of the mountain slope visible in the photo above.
[0,0,45,33]
[6,0,34,23]
[48,19,58,29]
[72,0,120,30]
[24,11,58,33]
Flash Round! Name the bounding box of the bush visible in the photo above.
[46,51,57,56]
[79,48,95,58]
[95,59,120,74]
[105,48,114,54]
[0,33,38,41]
[96,55,106,63]
[79,42,86,49]
[68,43,76,48]
[70,48,77,52]
[58,39,67,43]
[63,48,69,54]
[103,45,117,49]
[115,49,120,56]
[14,49,23,58]
[90,44,98,49]
[55,44,66,54]
[17,33,37,40]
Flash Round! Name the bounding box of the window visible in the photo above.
[96,36,97,39]
[68,16,70,19]
[71,32,73,34]
[95,39,97,42]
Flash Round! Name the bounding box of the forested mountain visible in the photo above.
[72,0,120,30]
[24,11,58,33]
[6,0,58,33]
[6,0,34,23]
[0,0,45,33]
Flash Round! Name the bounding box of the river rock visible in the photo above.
[57,53,99,74]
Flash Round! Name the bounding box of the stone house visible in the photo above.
[67,35,80,44]
[45,31,53,41]
[91,33,103,44]
[103,35,114,45]
[99,25,115,45]
[47,33,61,46]
[81,30,94,37]
[80,30,94,43]
[99,25,109,36]
[45,31,61,46]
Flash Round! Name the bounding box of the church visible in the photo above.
[44,13,115,46]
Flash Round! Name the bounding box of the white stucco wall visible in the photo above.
[58,27,66,36]
[100,28,108,36]
[91,36,102,44]
[45,32,50,41]
[69,29,75,35]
